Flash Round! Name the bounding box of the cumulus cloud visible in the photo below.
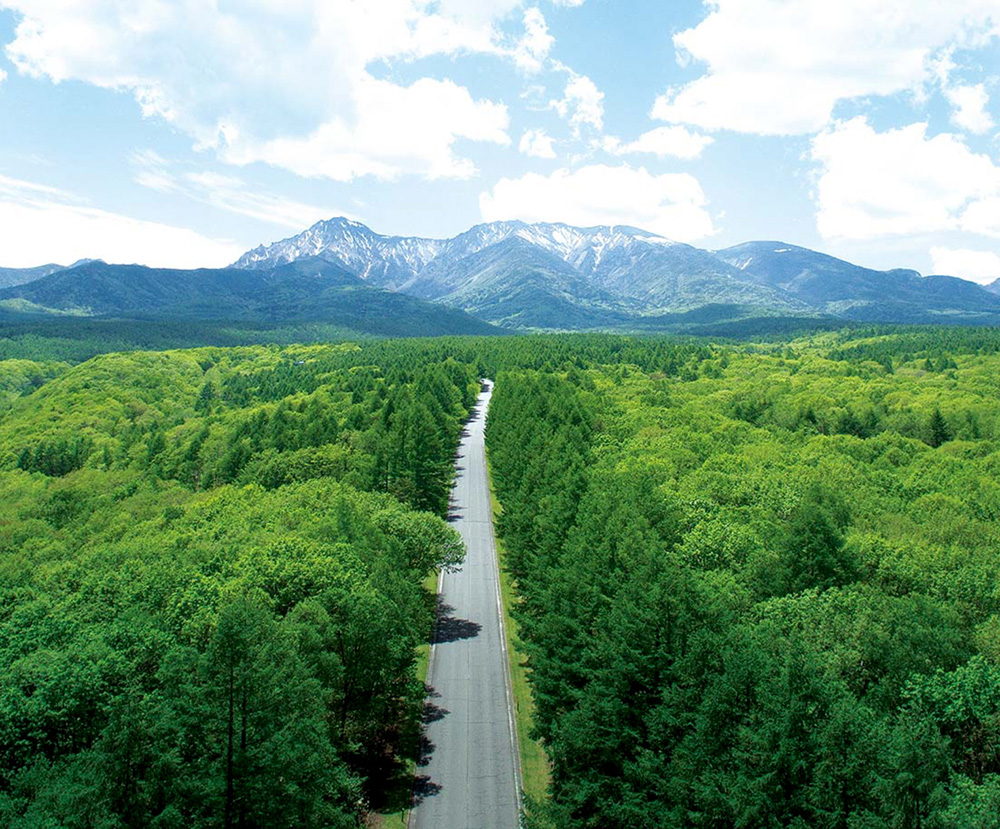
[0,0,524,181]
[810,117,1000,240]
[130,151,346,229]
[653,0,1000,135]
[931,247,1000,284]
[0,174,243,267]
[223,77,509,182]
[962,196,1000,238]
[549,69,604,135]
[945,83,995,134]
[519,129,557,158]
[480,164,715,241]
[513,8,554,73]
[603,126,714,160]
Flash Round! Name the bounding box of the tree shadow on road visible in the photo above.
[446,491,464,523]
[412,686,446,803]
[432,599,481,643]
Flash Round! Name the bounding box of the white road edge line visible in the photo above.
[491,515,524,821]
[482,393,525,824]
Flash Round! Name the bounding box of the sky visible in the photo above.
[0,1,998,284]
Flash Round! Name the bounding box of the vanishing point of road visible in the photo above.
[409,381,522,829]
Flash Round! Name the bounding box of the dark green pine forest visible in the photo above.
[487,329,1000,828]
[2,326,1000,827]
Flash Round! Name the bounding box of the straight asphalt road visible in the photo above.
[410,382,521,829]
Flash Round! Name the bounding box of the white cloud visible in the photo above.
[513,8,553,74]
[229,77,509,182]
[184,172,344,230]
[810,117,1000,240]
[653,0,1000,135]
[930,247,1000,284]
[549,69,604,135]
[603,126,714,160]
[962,195,1000,237]
[130,149,183,194]
[519,128,557,158]
[1,0,521,181]
[551,0,584,6]
[480,164,715,241]
[0,68,6,84]
[130,151,345,230]
[945,83,995,134]
[0,174,242,268]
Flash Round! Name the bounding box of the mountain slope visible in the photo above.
[8,219,998,334]
[0,263,68,290]
[417,236,630,329]
[0,258,498,337]
[235,217,444,291]
[717,242,1000,323]
[236,218,810,325]
[585,238,805,311]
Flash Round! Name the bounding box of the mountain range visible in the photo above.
[236,218,1000,328]
[1,217,999,336]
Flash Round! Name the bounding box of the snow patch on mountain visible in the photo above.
[234,218,681,288]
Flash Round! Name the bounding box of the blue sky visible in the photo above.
[0,0,999,283]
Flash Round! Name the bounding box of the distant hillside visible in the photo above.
[0,257,499,337]
[0,263,68,290]
[236,218,812,328]
[716,242,1000,324]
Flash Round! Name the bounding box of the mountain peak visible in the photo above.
[233,216,688,290]
[225,218,1000,329]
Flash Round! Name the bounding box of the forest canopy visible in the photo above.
[0,341,479,827]
[3,327,1000,827]
[486,329,1000,828]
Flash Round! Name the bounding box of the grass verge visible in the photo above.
[488,462,552,806]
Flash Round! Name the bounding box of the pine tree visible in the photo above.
[928,408,951,448]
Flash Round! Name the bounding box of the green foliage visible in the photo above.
[773,493,858,595]
[486,329,1000,828]
[927,407,952,448]
[5,328,1000,827]
[0,340,479,826]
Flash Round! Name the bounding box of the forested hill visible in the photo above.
[0,257,499,338]
[0,263,68,290]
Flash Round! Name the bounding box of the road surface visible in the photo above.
[410,382,521,829]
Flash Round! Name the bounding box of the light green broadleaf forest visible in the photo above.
[2,328,1000,827]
